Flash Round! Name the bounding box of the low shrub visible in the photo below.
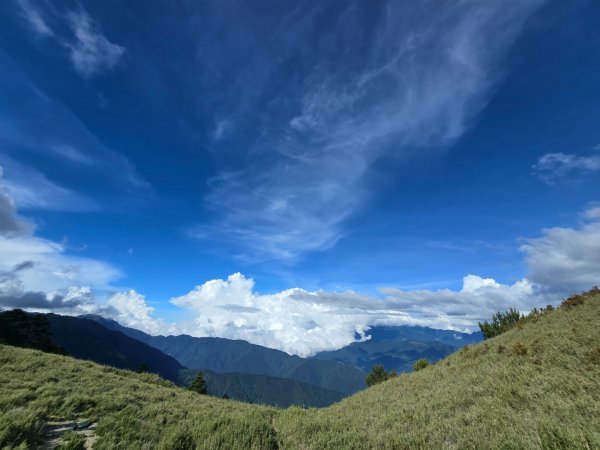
[586,347,600,365]
[512,343,528,356]
[366,365,397,387]
[561,287,600,309]
[413,359,429,371]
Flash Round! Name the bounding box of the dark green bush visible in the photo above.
[188,372,207,395]
[479,308,522,340]
[366,365,396,387]
[413,359,429,371]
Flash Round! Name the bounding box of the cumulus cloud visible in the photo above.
[166,272,546,356]
[171,273,381,356]
[534,152,600,182]
[521,209,600,293]
[0,171,120,300]
[107,290,172,335]
[65,9,125,78]
[201,0,546,260]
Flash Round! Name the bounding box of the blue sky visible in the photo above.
[1,0,600,355]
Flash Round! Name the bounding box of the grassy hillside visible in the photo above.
[0,346,278,449]
[1,290,599,449]
[276,291,600,448]
[0,310,185,383]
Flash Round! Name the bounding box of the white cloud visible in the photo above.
[171,207,600,356]
[212,119,232,141]
[520,208,600,293]
[16,0,54,37]
[582,207,600,220]
[202,0,546,260]
[65,10,125,78]
[51,145,95,165]
[167,272,548,357]
[171,273,382,356]
[0,158,96,212]
[107,290,171,335]
[14,3,124,78]
[0,167,33,236]
[0,235,121,294]
[534,152,600,182]
[0,171,120,302]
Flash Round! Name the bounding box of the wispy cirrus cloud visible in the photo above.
[64,9,125,78]
[0,157,97,212]
[534,151,600,182]
[14,1,125,77]
[198,0,546,261]
[0,51,149,208]
[15,0,53,37]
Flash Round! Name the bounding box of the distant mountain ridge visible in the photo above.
[0,310,350,407]
[365,325,483,346]
[83,315,480,392]
[314,339,458,373]
[180,369,346,408]
[84,315,367,395]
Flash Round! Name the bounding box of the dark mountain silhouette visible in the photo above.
[0,310,184,383]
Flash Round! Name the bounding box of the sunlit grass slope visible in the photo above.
[276,291,600,448]
[0,348,278,449]
[1,291,599,449]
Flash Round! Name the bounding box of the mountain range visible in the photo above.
[1,309,480,407]
[2,290,598,448]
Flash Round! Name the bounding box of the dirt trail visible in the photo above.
[39,420,97,449]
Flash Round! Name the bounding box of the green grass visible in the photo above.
[2,292,600,449]
[0,349,278,449]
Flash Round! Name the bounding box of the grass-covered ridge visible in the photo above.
[1,290,599,449]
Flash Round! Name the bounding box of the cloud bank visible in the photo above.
[164,206,600,355]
